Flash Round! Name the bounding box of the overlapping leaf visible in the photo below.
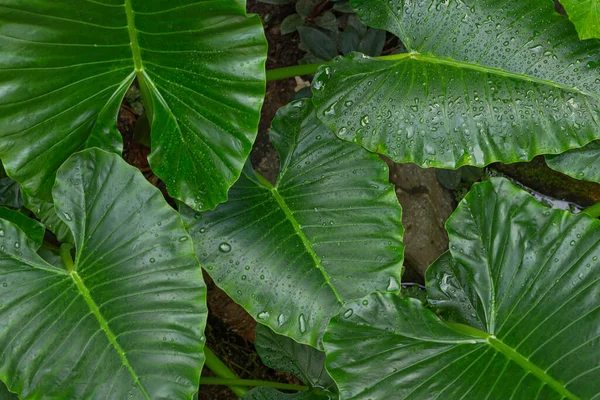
[241,324,337,399]
[0,0,267,210]
[182,100,404,348]
[560,0,600,40]
[0,149,207,399]
[312,0,600,168]
[0,166,21,209]
[546,140,600,184]
[324,178,600,399]
[0,206,44,247]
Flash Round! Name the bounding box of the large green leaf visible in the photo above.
[0,148,207,399]
[546,140,600,184]
[182,100,404,348]
[0,0,267,210]
[312,0,600,168]
[560,0,600,40]
[324,178,600,399]
[241,324,337,399]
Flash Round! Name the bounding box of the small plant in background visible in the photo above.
[259,0,396,63]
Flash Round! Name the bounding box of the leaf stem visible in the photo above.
[200,377,307,392]
[59,243,75,272]
[203,347,248,397]
[583,202,600,218]
[266,62,327,81]
[265,53,412,81]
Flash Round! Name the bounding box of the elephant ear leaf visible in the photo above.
[0,0,267,210]
[560,0,600,40]
[0,149,207,399]
[312,0,600,168]
[546,140,600,184]
[241,324,337,399]
[324,178,600,399]
[182,100,404,348]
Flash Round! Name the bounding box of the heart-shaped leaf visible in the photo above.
[560,0,600,40]
[312,0,600,168]
[0,148,207,399]
[324,178,600,399]
[0,0,267,210]
[181,100,404,348]
[546,140,600,184]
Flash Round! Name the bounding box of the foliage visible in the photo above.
[1,0,600,399]
[560,0,600,40]
[0,149,207,399]
[241,324,337,399]
[324,178,599,399]
[546,140,600,184]
[181,100,404,348]
[0,1,267,211]
[312,0,600,168]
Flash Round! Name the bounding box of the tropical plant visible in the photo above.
[1,0,600,399]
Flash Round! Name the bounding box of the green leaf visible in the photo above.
[324,178,600,399]
[242,387,335,400]
[0,206,44,247]
[0,1,267,210]
[0,381,17,400]
[298,26,339,61]
[281,14,305,35]
[22,191,73,245]
[0,166,22,210]
[312,0,600,168]
[560,0,600,40]
[254,324,337,394]
[0,148,207,399]
[181,100,404,348]
[546,140,600,184]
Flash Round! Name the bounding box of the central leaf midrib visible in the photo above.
[488,336,579,400]
[70,271,150,399]
[377,52,600,101]
[448,322,579,400]
[124,0,143,72]
[268,185,343,303]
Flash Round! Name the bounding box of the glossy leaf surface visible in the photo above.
[0,0,267,210]
[560,0,600,40]
[0,149,207,399]
[546,140,600,184]
[324,178,600,399]
[312,0,600,168]
[182,100,404,347]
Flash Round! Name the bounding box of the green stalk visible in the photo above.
[59,243,75,272]
[203,347,248,397]
[200,377,307,392]
[583,202,600,218]
[266,53,412,81]
[266,62,327,81]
